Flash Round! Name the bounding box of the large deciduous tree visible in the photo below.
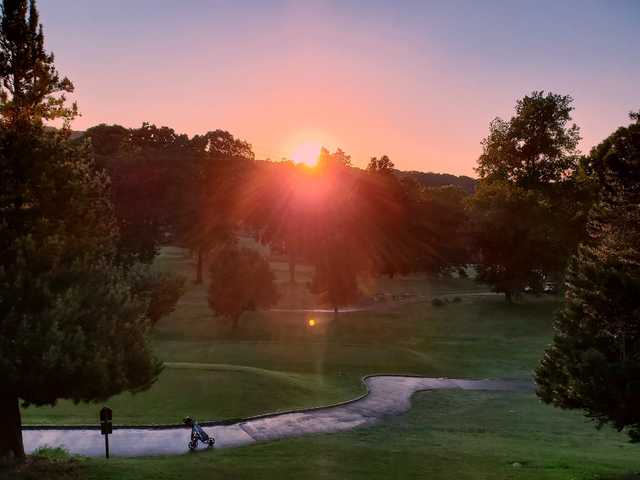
[0,1,163,460]
[468,91,590,301]
[535,112,640,441]
[476,91,580,188]
[207,245,278,329]
[184,130,254,283]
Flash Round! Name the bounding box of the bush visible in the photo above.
[452,296,462,303]
[32,446,72,462]
[431,297,445,307]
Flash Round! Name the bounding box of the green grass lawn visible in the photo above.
[14,247,639,479]
[22,293,556,424]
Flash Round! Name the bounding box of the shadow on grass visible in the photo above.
[0,448,79,480]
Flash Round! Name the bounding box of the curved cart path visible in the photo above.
[270,292,501,314]
[23,376,532,458]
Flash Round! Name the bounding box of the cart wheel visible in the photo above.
[208,438,215,448]
[188,441,197,451]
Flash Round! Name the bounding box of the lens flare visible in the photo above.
[291,141,321,167]
[308,319,316,327]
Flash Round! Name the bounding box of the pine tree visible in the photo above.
[0,1,162,460]
[535,112,640,441]
[0,0,76,127]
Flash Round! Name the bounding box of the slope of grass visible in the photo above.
[21,363,362,426]
[23,247,558,425]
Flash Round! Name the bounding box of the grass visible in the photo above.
[14,246,639,479]
[22,247,555,425]
[24,392,635,480]
[22,294,556,425]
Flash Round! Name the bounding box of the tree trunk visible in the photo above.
[0,397,25,461]
[334,305,339,320]
[195,247,203,284]
[505,290,513,304]
[288,254,296,284]
[231,315,240,330]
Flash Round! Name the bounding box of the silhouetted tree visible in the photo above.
[477,91,580,188]
[536,112,640,441]
[185,130,254,283]
[367,155,394,173]
[85,123,194,264]
[207,245,278,329]
[0,0,76,127]
[467,181,557,301]
[469,91,589,300]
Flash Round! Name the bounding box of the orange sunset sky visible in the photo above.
[40,1,639,176]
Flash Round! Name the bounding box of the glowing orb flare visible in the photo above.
[291,141,321,167]
[308,319,317,327]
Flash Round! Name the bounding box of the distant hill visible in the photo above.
[395,170,477,194]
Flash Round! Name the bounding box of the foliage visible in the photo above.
[84,123,194,264]
[366,154,394,173]
[0,1,165,460]
[84,124,255,283]
[405,182,471,274]
[0,0,76,127]
[467,181,559,300]
[396,170,476,194]
[477,91,580,188]
[0,125,163,458]
[182,130,255,283]
[536,113,640,441]
[128,266,186,326]
[469,92,590,300]
[31,446,72,462]
[207,245,278,328]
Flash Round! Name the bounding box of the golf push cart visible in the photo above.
[183,416,215,450]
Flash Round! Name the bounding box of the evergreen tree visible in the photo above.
[0,1,163,460]
[535,112,640,441]
[0,0,76,127]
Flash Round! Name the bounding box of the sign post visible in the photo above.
[100,406,113,459]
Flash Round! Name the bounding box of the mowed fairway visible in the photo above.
[19,247,639,479]
[22,247,550,425]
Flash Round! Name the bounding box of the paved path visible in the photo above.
[270,292,501,314]
[23,376,532,458]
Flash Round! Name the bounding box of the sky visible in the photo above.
[39,0,639,176]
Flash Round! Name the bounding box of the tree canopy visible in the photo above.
[536,112,640,441]
[207,245,278,329]
[477,91,580,188]
[468,91,590,300]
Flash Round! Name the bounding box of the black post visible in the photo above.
[100,406,113,459]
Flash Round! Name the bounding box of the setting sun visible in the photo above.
[291,141,322,167]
